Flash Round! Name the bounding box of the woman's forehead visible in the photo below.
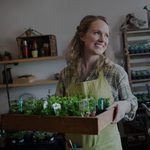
[88,20,109,31]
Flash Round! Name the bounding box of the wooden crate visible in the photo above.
[16,34,57,58]
[0,108,115,135]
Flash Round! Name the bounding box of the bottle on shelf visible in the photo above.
[32,40,38,58]
[22,40,29,58]
[28,40,33,58]
[39,47,45,57]
[43,43,49,56]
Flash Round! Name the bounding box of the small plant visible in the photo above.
[3,51,12,60]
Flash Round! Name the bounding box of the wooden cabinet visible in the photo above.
[122,28,150,150]
[16,34,58,58]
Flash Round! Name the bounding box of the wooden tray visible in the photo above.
[0,108,115,135]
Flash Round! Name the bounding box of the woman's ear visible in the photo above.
[79,32,85,41]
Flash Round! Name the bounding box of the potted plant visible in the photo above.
[3,51,12,60]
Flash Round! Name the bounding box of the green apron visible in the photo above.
[66,72,122,150]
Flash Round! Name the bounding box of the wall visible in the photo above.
[0,0,148,113]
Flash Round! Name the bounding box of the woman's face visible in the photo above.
[80,19,109,56]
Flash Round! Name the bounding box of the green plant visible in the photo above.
[3,51,12,60]
[9,95,110,117]
[45,95,97,116]
[23,98,44,115]
[10,100,18,113]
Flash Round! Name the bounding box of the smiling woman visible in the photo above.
[56,15,138,150]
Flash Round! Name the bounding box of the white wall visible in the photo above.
[0,0,148,113]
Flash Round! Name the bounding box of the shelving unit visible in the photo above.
[0,56,63,88]
[0,56,65,108]
[122,28,150,104]
[122,28,150,150]
[0,31,66,149]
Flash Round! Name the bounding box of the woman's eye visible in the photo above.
[93,31,109,38]
[105,33,109,38]
[94,31,101,35]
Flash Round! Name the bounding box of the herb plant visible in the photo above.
[9,95,110,117]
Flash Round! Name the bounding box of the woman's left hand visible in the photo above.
[107,101,131,123]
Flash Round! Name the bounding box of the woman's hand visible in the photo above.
[107,101,131,123]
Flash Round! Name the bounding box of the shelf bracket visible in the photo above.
[3,64,11,109]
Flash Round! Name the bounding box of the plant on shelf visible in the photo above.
[3,51,12,60]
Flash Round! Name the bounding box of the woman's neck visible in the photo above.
[78,54,99,80]
[83,54,99,72]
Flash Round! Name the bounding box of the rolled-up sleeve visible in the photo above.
[117,66,138,121]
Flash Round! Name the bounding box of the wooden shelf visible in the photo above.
[0,79,58,88]
[129,52,150,57]
[125,28,150,34]
[130,61,150,67]
[0,56,64,65]
[130,78,150,84]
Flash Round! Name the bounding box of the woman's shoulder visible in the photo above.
[59,65,74,77]
[104,63,129,87]
[105,63,127,78]
[112,63,126,73]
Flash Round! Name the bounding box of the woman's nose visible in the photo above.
[98,34,104,41]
